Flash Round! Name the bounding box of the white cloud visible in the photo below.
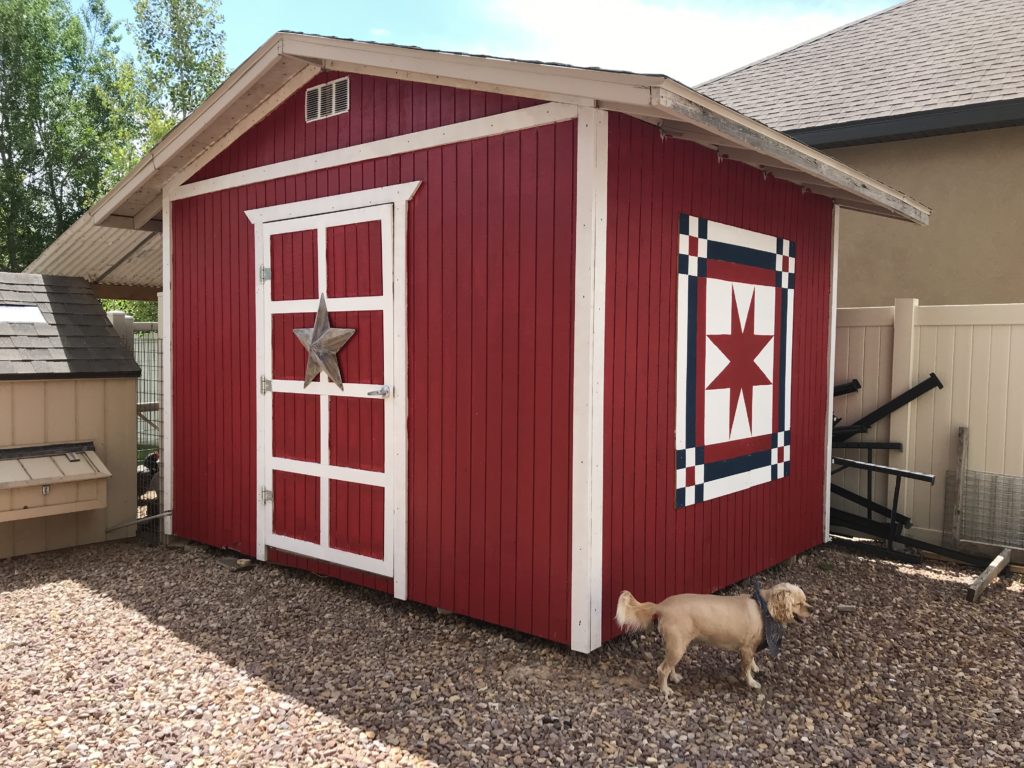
[478,0,880,85]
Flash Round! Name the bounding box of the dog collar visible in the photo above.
[752,578,784,657]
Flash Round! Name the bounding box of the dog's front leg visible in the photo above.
[740,648,760,689]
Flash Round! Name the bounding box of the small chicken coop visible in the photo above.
[0,273,139,557]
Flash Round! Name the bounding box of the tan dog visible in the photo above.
[616,583,812,696]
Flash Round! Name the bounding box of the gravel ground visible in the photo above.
[1,541,1021,768]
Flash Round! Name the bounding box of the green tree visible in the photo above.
[101,298,157,320]
[0,0,145,271]
[131,0,227,143]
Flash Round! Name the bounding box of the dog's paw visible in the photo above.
[669,671,682,683]
[746,678,762,690]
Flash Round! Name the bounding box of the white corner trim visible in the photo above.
[823,205,839,543]
[570,107,608,653]
[160,192,174,536]
[177,102,577,202]
[244,182,422,225]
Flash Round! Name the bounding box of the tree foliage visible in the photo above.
[132,0,227,141]
[101,298,157,321]
[0,0,227,272]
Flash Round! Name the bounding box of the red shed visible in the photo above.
[29,35,928,651]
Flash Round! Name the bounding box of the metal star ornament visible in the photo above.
[293,294,356,389]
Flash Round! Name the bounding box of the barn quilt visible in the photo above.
[676,213,794,507]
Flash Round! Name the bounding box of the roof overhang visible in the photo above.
[788,97,1024,149]
[27,32,929,293]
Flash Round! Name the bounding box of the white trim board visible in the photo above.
[569,107,609,653]
[245,182,422,224]
[823,205,840,544]
[160,193,173,536]
[181,103,576,202]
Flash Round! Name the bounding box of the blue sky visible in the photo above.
[101,0,892,85]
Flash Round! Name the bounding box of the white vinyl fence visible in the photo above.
[833,299,1024,546]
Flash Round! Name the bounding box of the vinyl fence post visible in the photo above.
[887,298,918,525]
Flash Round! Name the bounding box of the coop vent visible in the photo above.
[305,77,350,122]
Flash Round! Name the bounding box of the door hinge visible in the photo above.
[261,486,273,504]
[259,265,272,282]
[260,376,272,395]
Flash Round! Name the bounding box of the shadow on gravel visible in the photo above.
[2,539,1022,766]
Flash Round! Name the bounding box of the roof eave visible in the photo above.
[652,85,929,225]
[26,32,929,292]
[788,97,1024,149]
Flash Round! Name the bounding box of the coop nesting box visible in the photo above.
[0,273,139,557]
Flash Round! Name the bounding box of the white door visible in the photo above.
[249,184,418,597]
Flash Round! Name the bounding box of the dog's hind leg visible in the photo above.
[657,635,689,698]
[740,648,760,689]
[751,657,760,673]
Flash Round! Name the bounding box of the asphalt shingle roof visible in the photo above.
[0,272,140,380]
[699,0,1024,131]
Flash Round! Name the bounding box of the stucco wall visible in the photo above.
[0,378,137,557]
[828,125,1024,307]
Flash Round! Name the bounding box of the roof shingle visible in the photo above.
[699,0,1024,131]
[0,272,140,380]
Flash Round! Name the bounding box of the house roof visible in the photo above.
[26,33,929,293]
[700,0,1024,140]
[0,272,140,380]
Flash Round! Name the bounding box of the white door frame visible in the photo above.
[246,181,420,599]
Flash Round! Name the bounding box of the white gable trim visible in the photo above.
[175,102,577,202]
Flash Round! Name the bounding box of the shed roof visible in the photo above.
[700,0,1024,137]
[27,33,929,293]
[0,272,140,380]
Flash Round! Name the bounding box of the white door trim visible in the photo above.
[245,182,422,225]
[570,107,609,653]
[249,181,419,599]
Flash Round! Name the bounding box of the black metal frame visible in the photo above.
[833,373,943,443]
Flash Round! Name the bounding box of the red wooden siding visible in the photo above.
[272,314,315,380]
[601,113,832,640]
[329,399,384,471]
[329,480,384,558]
[270,230,316,300]
[272,392,318,462]
[171,111,577,642]
[327,221,383,297]
[190,72,538,182]
[272,471,319,542]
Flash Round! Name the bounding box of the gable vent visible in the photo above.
[305,77,350,122]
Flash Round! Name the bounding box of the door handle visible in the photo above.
[367,384,391,398]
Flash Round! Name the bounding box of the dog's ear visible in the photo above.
[765,584,796,623]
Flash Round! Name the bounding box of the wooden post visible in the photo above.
[107,310,132,349]
[967,548,1012,602]
[951,427,969,546]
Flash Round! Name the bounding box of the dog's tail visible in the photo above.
[615,590,658,632]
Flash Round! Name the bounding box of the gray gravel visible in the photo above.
[1,541,1021,768]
